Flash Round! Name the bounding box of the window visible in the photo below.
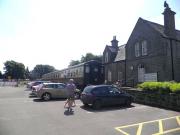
[93,87,108,96]
[105,52,109,63]
[135,42,140,57]
[57,84,65,89]
[85,66,90,73]
[142,40,147,55]
[94,68,98,72]
[101,67,104,74]
[108,70,112,82]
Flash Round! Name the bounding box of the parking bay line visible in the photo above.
[115,115,180,135]
[176,116,180,126]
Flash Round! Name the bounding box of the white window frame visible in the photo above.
[108,70,112,82]
[142,40,147,56]
[135,42,140,57]
[105,52,109,63]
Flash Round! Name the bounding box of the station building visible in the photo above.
[103,2,180,86]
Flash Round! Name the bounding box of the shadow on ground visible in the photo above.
[80,104,135,113]
[64,109,75,116]
[33,98,66,102]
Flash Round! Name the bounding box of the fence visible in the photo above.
[0,81,18,87]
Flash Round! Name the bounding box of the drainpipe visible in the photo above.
[162,36,180,81]
[169,38,174,80]
[124,59,126,86]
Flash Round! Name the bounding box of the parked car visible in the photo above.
[27,81,51,89]
[80,85,133,109]
[35,83,81,101]
[30,83,44,96]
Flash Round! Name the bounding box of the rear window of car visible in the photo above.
[83,86,94,93]
[92,86,109,96]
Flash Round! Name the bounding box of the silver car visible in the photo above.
[36,83,68,101]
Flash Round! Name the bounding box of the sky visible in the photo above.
[0,0,180,72]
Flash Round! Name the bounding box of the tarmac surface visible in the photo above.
[0,87,179,135]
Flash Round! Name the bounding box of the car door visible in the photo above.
[92,87,110,106]
[109,86,126,105]
[56,84,67,98]
[44,84,55,97]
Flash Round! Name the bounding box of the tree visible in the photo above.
[68,60,81,67]
[81,53,102,63]
[31,64,55,79]
[25,67,30,79]
[3,60,25,79]
[68,53,103,66]
[0,71,2,79]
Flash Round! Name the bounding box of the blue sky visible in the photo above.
[0,0,180,72]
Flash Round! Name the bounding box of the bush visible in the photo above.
[170,83,180,93]
[138,82,180,94]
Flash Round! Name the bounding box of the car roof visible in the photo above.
[86,85,113,89]
[43,82,65,85]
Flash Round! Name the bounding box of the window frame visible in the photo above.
[135,42,140,57]
[142,40,147,56]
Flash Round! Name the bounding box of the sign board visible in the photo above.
[144,73,157,82]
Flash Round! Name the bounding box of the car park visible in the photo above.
[80,85,133,109]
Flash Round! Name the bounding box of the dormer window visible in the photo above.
[135,42,140,57]
[142,40,147,55]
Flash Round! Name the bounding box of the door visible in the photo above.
[138,65,145,82]
[108,86,126,105]
[56,84,66,98]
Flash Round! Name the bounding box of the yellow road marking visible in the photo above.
[158,120,163,134]
[152,127,180,135]
[116,115,179,129]
[136,123,143,135]
[115,115,180,135]
[176,116,180,126]
[115,127,129,135]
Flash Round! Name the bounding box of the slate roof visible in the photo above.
[114,44,126,62]
[141,18,180,41]
[106,45,117,53]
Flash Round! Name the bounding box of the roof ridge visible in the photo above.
[141,17,180,32]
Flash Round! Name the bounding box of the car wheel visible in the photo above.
[93,100,101,109]
[74,92,80,99]
[42,93,51,101]
[126,99,132,106]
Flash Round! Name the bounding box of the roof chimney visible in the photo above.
[163,1,176,38]
[111,36,118,48]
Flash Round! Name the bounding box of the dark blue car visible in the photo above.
[80,85,133,109]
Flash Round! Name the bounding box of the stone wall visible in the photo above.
[123,87,180,111]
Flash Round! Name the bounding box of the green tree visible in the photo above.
[81,53,102,63]
[4,60,25,79]
[0,71,2,79]
[68,60,81,67]
[31,64,55,79]
[25,67,30,79]
[69,53,102,66]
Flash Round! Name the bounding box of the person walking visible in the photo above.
[64,79,76,111]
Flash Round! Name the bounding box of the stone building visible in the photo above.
[103,36,126,85]
[103,2,180,86]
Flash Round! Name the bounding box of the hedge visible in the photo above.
[138,82,180,94]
